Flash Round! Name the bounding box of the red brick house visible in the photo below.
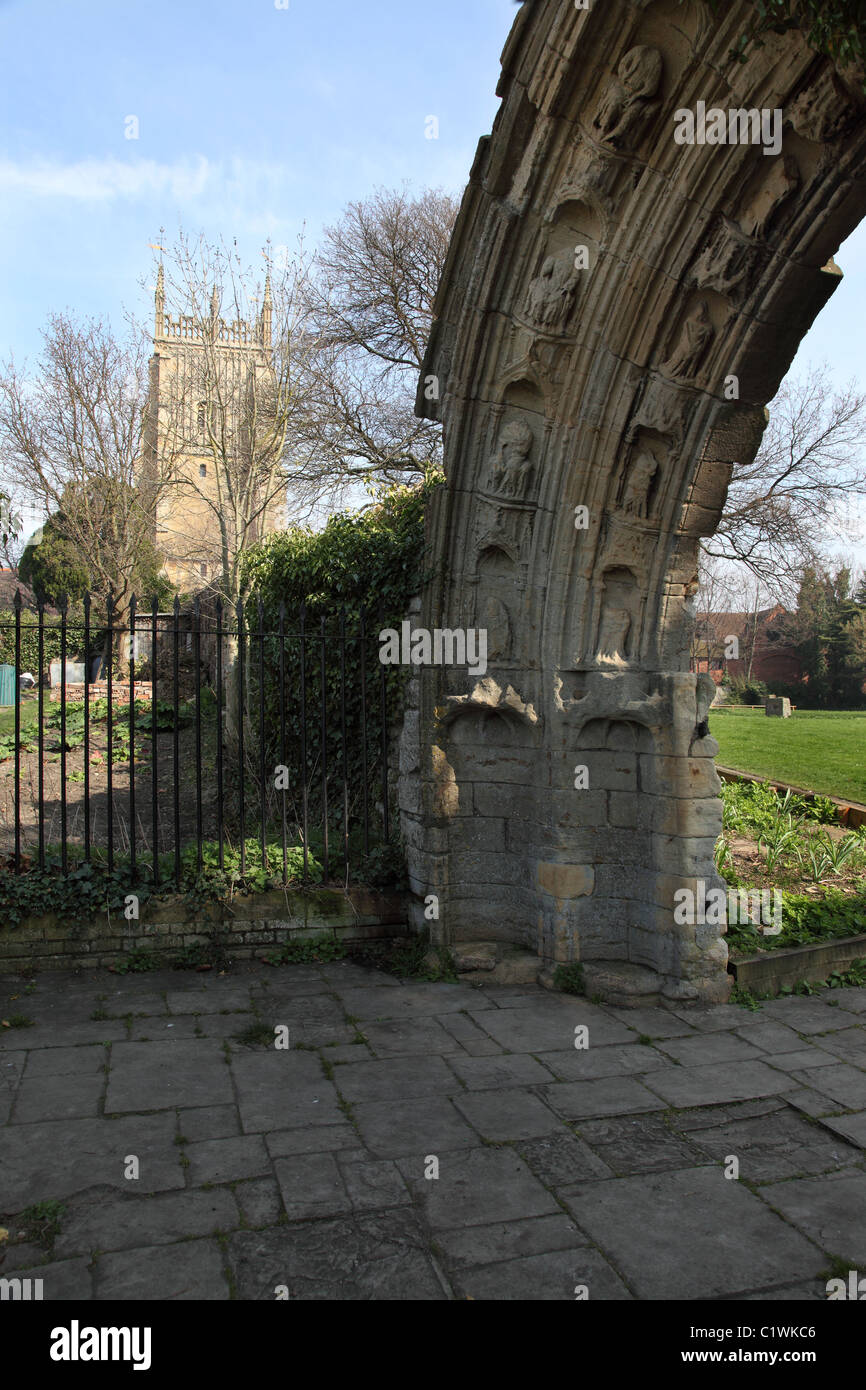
[692,604,803,685]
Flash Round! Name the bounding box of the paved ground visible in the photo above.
[1,960,865,1300]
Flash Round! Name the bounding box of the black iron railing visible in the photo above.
[0,590,395,887]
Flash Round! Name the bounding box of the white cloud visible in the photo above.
[0,153,297,206]
[0,154,212,201]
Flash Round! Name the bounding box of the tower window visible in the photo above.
[200,563,207,579]
[199,463,207,477]
[197,402,207,436]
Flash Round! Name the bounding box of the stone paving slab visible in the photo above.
[655,1032,766,1066]
[641,1059,792,1108]
[561,1168,827,1300]
[539,1042,673,1081]
[398,1147,560,1229]
[230,1050,343,1132]
[12,1070,105,1124]
[0,1256,94,1300]
[576,1115,699,1176]
[518,1130,614,1185]
[455,1247,633,1301]
[472,1003,635,1053]
[185,1134,272,1185]
[352,1096,481,1157]
[818,1111,866,1148]
[94,1239,229,1299]
[761,1172,866,1266]
[434,1213,588,1268]
[785,1062,866,1110]
[0,1112,183,1207]
[544,1075,668,1120]
[454,1088,564,1140]
[445,1052,556,1090]
[105,1038,234,1112]
[334,1055,459,1104]
[683,1109,862,1182]
[226,1212,446,1300]
[361,1018,463,1057]
[2,961,865,1301]
[54,1188,240,1258]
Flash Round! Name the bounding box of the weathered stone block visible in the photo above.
[536,862,594,901]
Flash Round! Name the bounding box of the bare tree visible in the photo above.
[703,365,866,599]
[0,313,175,644]
[294,185,459,509]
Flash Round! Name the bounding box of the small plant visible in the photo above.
[760,815,802,874]
[1,1013,35,1028]
[19,1199,66,1250]
[113,948,159,974]
[233,1020,276,1047]
[730,983,765,1011]
[553,963,585,996]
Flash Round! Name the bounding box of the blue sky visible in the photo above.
[0,0,513,354]
[1,0,864,566]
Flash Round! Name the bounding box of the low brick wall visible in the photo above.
[49,682,153,704]
[0,886,410,973]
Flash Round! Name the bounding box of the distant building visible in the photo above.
[145,265,285,592]
[692,604,803,685]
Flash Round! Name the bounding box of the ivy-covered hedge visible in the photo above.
[0,611,65,673]
[239,479,437,839]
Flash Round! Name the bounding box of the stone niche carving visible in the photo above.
[738,155,801,239]
[486,418,536,500]
[789,67,858,144]
[592,45,663,150]
[523,251,581,332]
[660,299,715,383]
[581,716,654,755]
[476,547,518,663]
[621,444,659,520]
[594,566,641,667]
[629,375,691,445]
[689,217,763,304]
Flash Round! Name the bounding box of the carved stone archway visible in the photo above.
[401,0,866,1006]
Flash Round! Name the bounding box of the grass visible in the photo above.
[0,696,40,742]
[710,709,866,803]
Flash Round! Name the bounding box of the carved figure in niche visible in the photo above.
[592,46,663,149]
[691,220,761,302]
[661,300,714,382]
[630,377,688,443]
[739,156,800,239]
[487,419,535,500]
[622,448,658,519]
[524,253,580,331]
[596,606,632,664]
[482,595,513,661]
[593,567,640,666]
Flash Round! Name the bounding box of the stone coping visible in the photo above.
[732,933,866,996]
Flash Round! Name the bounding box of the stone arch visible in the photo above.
[406,0,866,1006]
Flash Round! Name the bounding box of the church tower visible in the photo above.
[147,259,285,593]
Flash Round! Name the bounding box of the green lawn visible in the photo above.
[0,695,40,742]
[711,708,866,804]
